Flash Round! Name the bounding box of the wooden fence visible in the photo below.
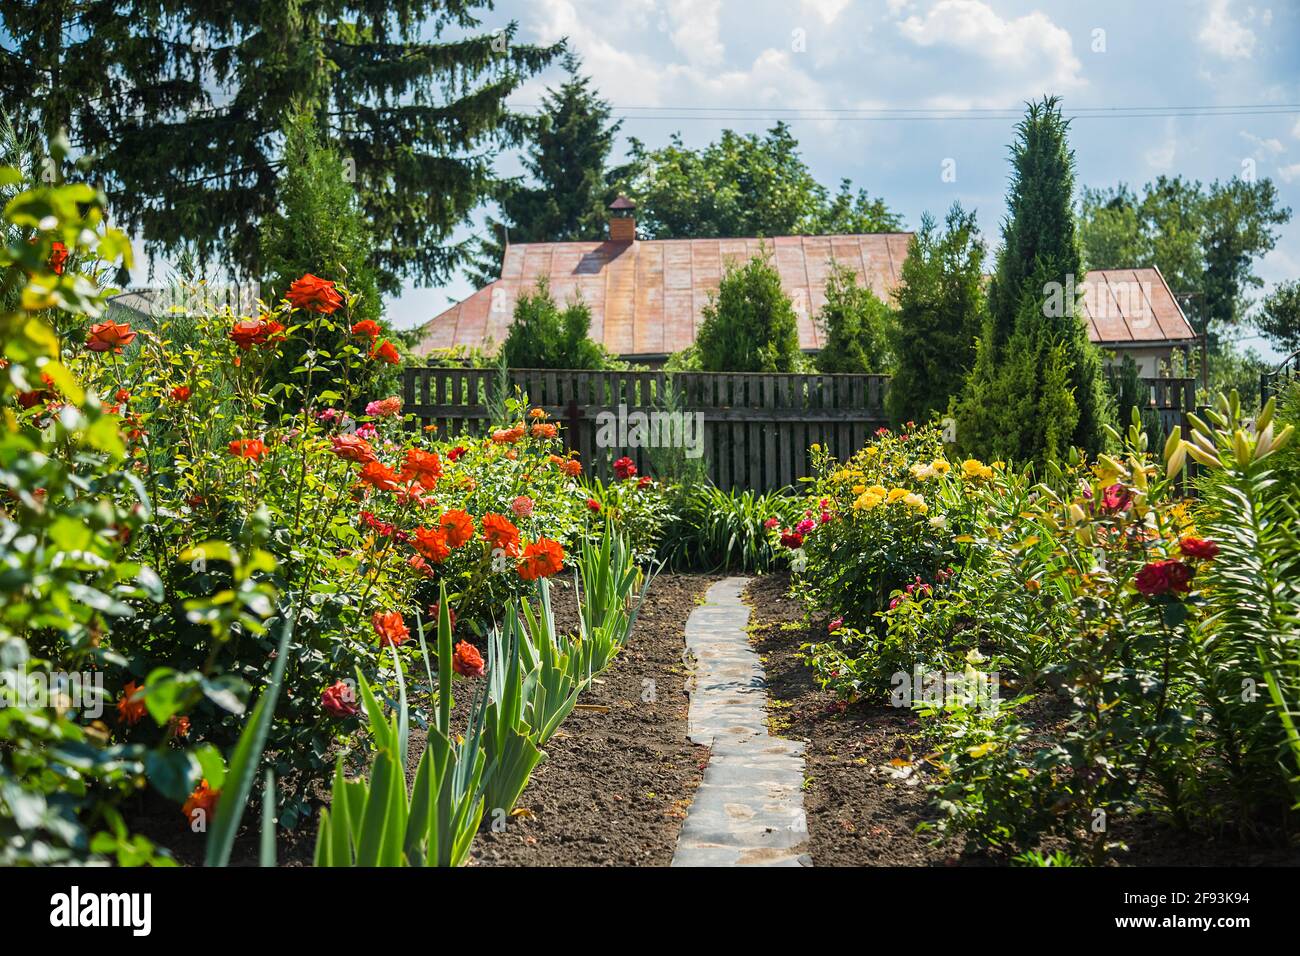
[402,367,889,491]
[401,367,1198,492]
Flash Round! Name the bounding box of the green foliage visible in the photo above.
[501,279,612,370]
[619,123,901,239]
[3,4,561,289]
[791,393,1300,861]
[956,98,1115,465]
[696,252,801,373]
[470,55,628,284]
[1257,279,1300,354]
[1080,175,1291,340]
[259,110,389,402]
[814,263,893,373]
[0,148,177,865]
[1109,354,1164,443]
[658,485,801,572]
[886,204,986,423]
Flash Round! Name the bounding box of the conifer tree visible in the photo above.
[696,252,801,373]
[1,1,560,290]
[956,98,1114,464]
[814,263,892,374]
[886,203,985,423]
[470,55,626,284]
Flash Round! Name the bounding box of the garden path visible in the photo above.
[671,577,811,866]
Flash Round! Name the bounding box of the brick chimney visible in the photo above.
[608,194,636,242]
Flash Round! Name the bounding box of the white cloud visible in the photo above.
[1278,163,1300,184]
[1197,0,1258,60]
[801,0,852,24]
[1292,117,1300,139]
[893,0,1083,100]
[665,0,725,67]
[1242,131,1285,155]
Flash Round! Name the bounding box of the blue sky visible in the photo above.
[381,0,1300,359]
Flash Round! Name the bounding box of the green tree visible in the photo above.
[956,97,1114,464]
[1257,280,1300,354]
[814,263,892,373]
[500,279,608,370]
[259,110,390,401]
[886,203,986,424]
[470,55,628,284]
[620,123,901,239]
[1080,175,1290,342]
[2,2,561,290]
[695,252,801,373]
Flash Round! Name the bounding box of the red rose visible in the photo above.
[1134,559,1194,597]
[321,680,359,718]
[613,456,637,480]
[586,498,602,513]
[779,530,804,549]
[452,640,485,678]
[86,320,136,353]
[1179,537,1219,560]
[286,274,343,314]
[447,445,467,462]
[170,385,192,403]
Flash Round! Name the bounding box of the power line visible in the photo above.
[508,102,1300,123]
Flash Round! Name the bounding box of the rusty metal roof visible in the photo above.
[415,236,1195,357]
[1080,266,1197,345]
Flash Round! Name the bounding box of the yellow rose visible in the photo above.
[852,484,867,495]
[903,492,925,509]
[887,488,909,504]
[853,491,883,511]
[931,459,950,474]
[962,458,986,478]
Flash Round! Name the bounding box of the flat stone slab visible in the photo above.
[672,577,811,867]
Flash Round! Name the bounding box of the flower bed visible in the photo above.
[779,408,1300,864]
[1,170,671,864]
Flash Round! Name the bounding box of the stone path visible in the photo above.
[671,577,811,867]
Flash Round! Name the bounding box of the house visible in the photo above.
[416,199,1198,376]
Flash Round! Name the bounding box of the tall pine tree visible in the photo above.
[470,54,626,284]
[956,98,1114,465]
[1,1,560,291]
[886,203,985,424]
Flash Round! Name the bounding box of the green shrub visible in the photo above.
[814,263,892,373]
[501,278,612,369]
[695,252,801,373]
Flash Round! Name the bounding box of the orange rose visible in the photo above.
[116,680,146,726]
[86,320,136,353]
[438,509,474,548]
[331,433,377,464]
[49,241,69,275]
[359,460,402,491]
[518,538,565,581]
[452,640,485,678]
[372,610,410,647]
[286,274,343,314]
[182,779,220,823]
[371,340,401,365]
[350,319,381,340]
[229,438,267,459]
[481,512,521,556]
[559,459,582,477]
[530,422,557,439]
[413,526,451,563]
[401,448,442,487]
